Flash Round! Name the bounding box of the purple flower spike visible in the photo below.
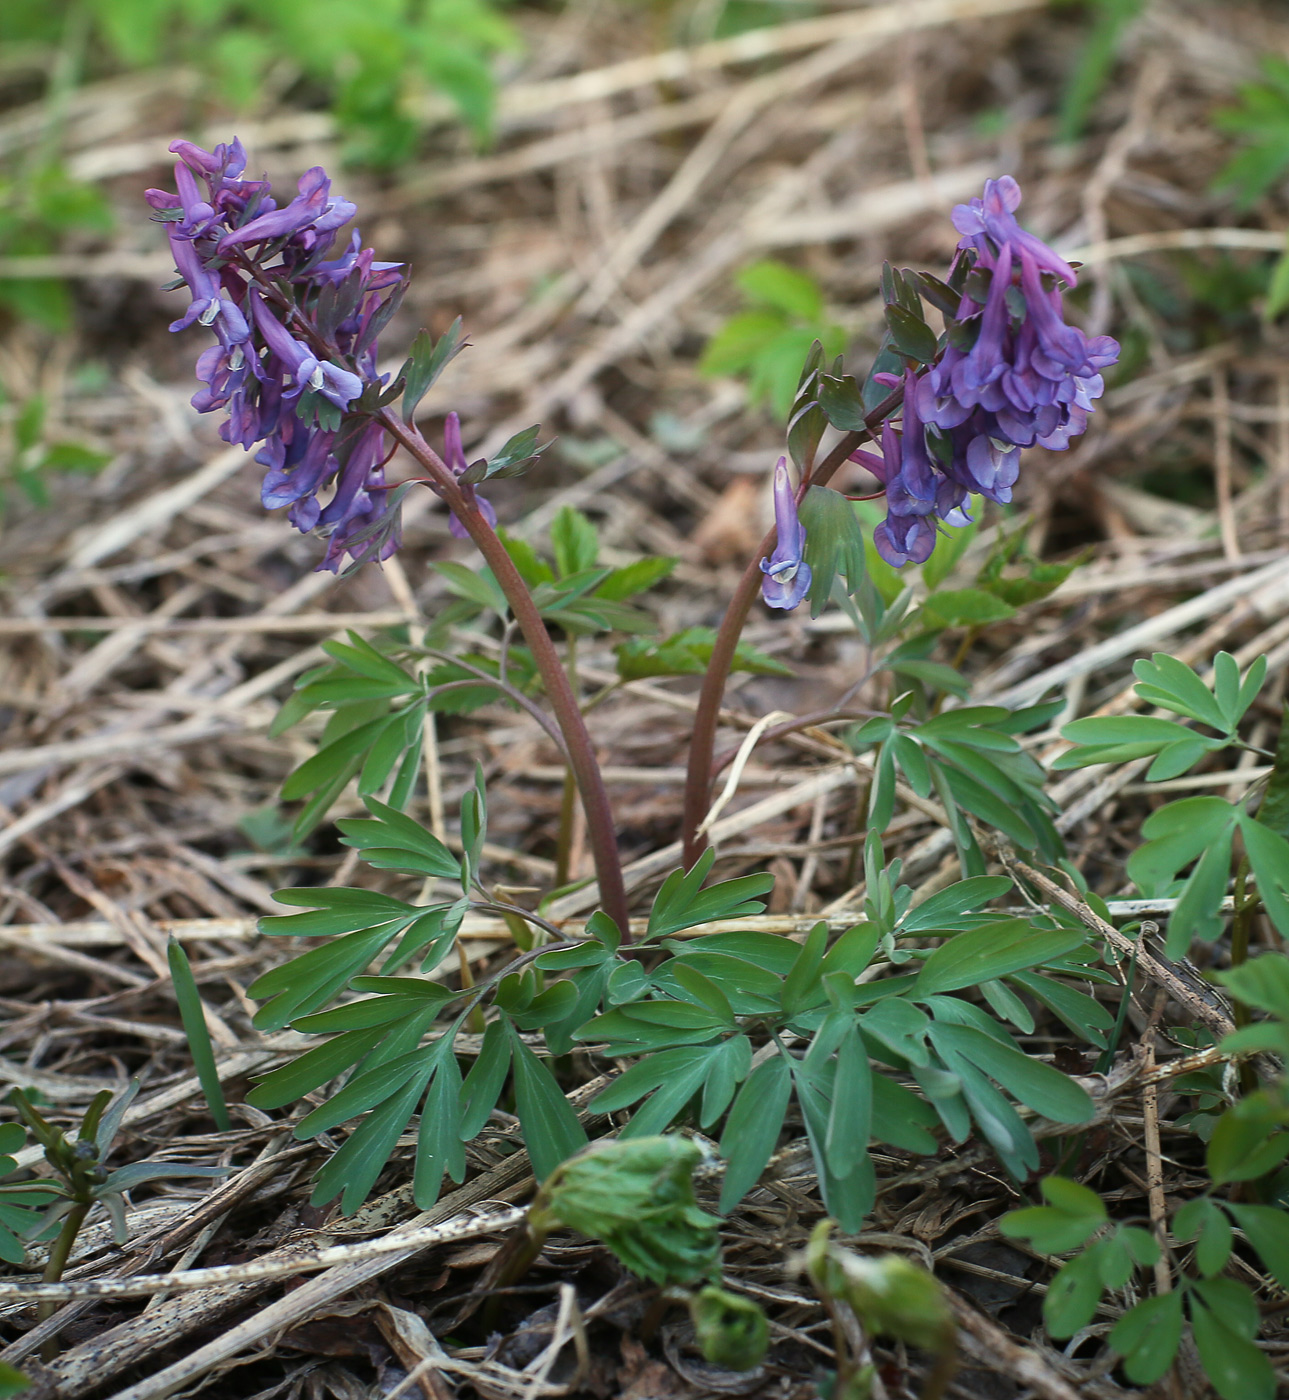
[850,175,1120,571]
[152,136,411,571]
[760,459,812,610]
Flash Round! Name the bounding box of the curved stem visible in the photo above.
[38,1199,90,1359]
[378,410,630,934]
[554,636,580,888]
[471,900,568,945]
[424,652,567,755]
[681,422,875,867]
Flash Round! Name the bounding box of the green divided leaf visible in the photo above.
[251,916,418,1031]
[311,1071,430,1213]
[914,920,1083,996]
[1173,1196,1233,1277]
[508,1022,588,1180]
[1212,55,1289,209]
[321,633,419,689]
[927,1022,1094,1125]
[1132,651,1264,732]
[1042,1245,1105,1338]
[921,587,1016,631]
[459,1019,512,1139]
[884,304,938,363]
[434,559,510,614]
[1109,1292,1183,1385]
[700,262,844,418]
[1206,1094,1289,1186]
[1002,1173,1108,1253]
[401,317,466,421]
[798,486,868,618]
[414,1047,466,1208]
[615,627,793,681]
[1227,1202,1289,1291]
[596,555,677,601]
[646,850,774,941]
[1217,954,1289,1024]
[825,1027,872,1181]
[336,798,459,880]
[816,372,866,431]
[897,876,1012,933]
[719,1055,792,1212]
[737,259,824,319]
[699,310,786,377]
[1054,715,1206,774]
[1126,797,1237,953]
[1191,1298,1275,1400]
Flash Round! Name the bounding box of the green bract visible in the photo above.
[530,1136,722,1288]
[689,1285,770,1371]
[804,1222,954,1355]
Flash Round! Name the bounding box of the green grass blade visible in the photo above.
[168,937,232,1132]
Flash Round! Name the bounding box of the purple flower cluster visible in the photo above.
[147,139,407,572]
[761,176,1119,602]
[857,177,1118,570]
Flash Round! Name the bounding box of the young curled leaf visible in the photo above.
[530,1135,721,1286]
[689,1286,769,1371]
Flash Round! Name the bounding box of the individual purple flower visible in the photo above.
[257,412,337,513]
[165,233,249,341]
[217,167,356,256]
[440,412,497,538]
[760,459,812,610]
[943,413,1021,503]
[309,232,405,292]
[952,176,1078,288]
[952,242,1013,400]
[249,291,363,409]
[314,422,400,573]
[852,420,940,569]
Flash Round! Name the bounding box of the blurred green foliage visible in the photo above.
[1213,56,1289,211]
[0,0,517,350]
[2,0,517,171]
[1051,0,1145,143]
[0,385,111,517]
[0,166,112,330]
[700,260,845,421]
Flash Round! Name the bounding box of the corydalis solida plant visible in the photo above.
[150,143,1116,890]
[145,141,1126,1233]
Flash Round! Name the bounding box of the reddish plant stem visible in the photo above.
[378,410,630,935]
[680,391,902,868]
